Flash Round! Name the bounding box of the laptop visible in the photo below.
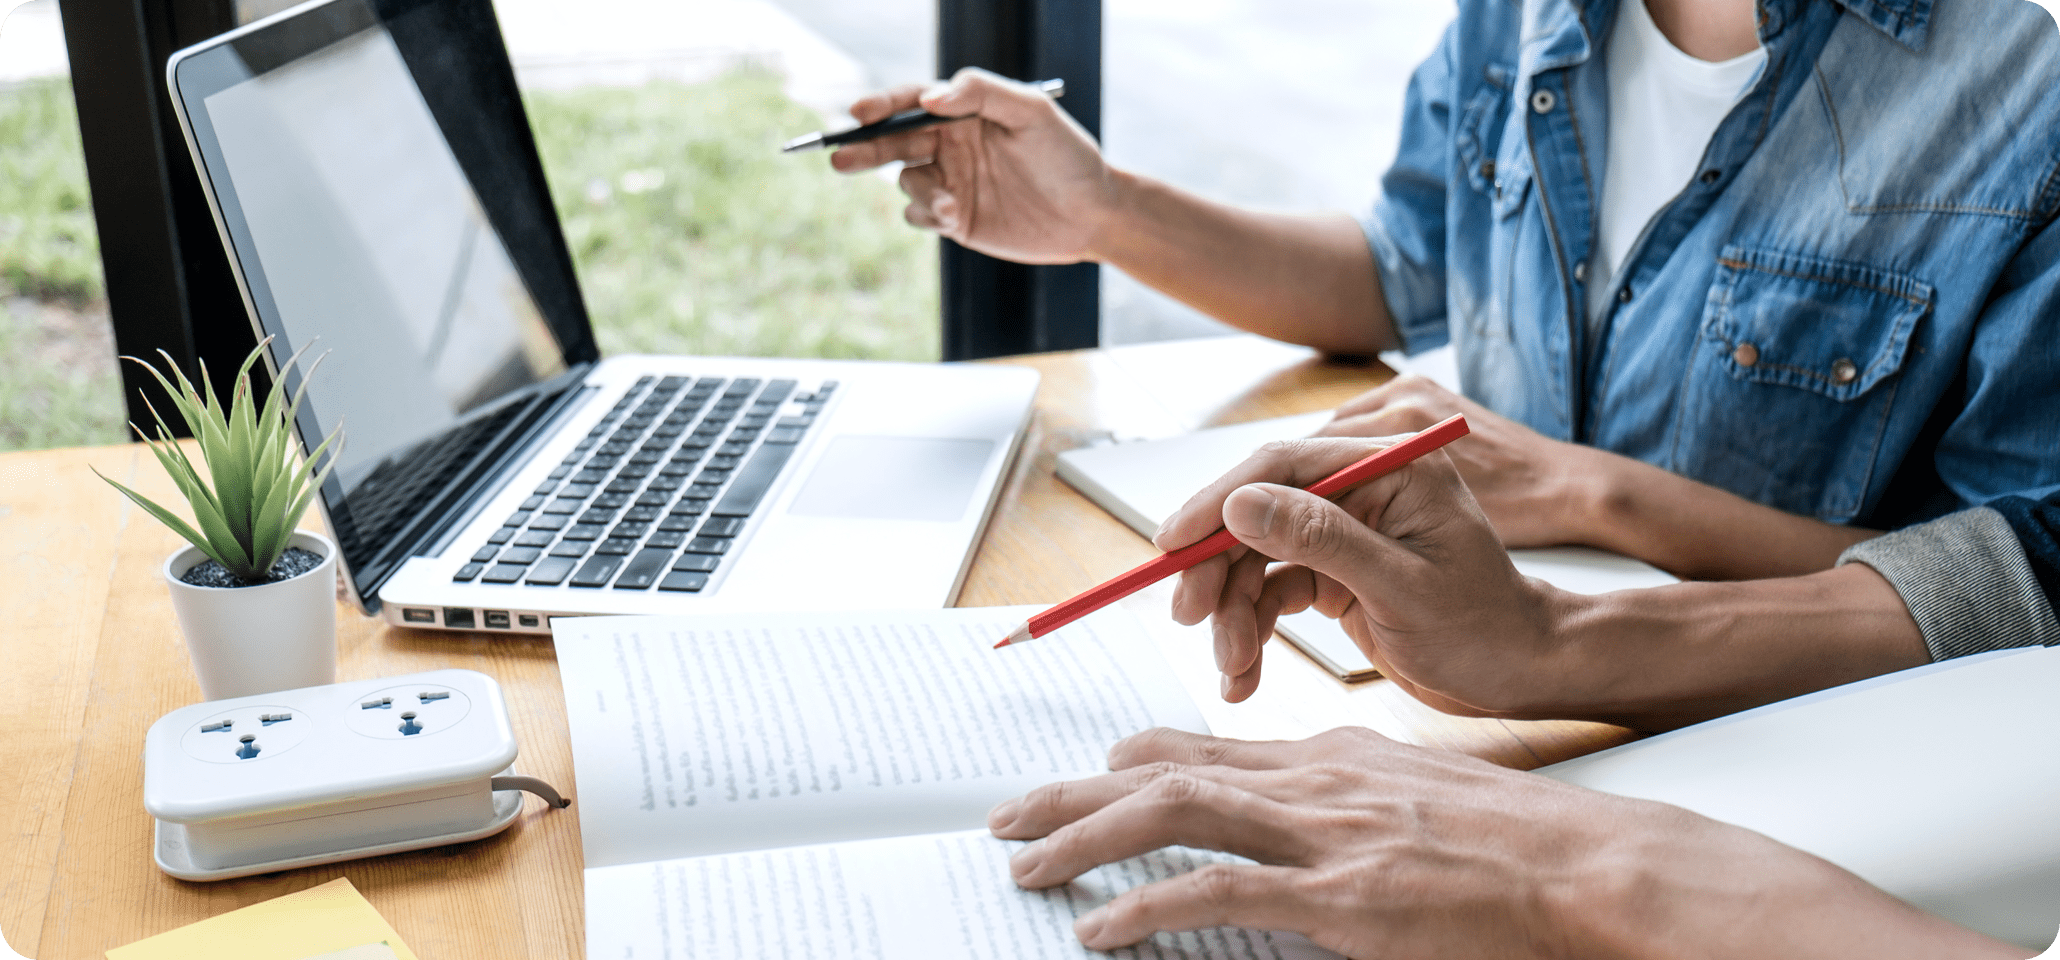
[163,0,1038,633]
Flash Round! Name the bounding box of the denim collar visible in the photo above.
[1542,0,1933,63]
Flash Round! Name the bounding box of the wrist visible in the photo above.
[1079,167,1152,266]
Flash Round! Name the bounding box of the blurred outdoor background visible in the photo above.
[0,0,1452,452]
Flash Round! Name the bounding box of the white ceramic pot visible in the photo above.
[163,529,339,700]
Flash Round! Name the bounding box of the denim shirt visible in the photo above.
[1364,0,2060,527]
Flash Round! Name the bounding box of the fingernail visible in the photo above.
[1220,673,1234,700]
[988,797,1021,830]
[1211,620,1229,672]
[1011,838,1045,876]
[1223,486,1277,539]
[1075,906,1108,944]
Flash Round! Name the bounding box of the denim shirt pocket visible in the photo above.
[1671,245,1933,522]
[1455,64,1518,205]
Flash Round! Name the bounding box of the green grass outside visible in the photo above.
[0,70,939,453]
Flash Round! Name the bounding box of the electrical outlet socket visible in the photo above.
[143,669,551,881]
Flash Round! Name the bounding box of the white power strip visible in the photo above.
[142,668,568,881]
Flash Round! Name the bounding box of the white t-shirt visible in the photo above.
[1585,0,1766,323]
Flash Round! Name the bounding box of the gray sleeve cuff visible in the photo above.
[1838,507,2060,661]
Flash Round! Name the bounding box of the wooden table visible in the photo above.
[0,336,1636,959]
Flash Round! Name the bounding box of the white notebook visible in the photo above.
[1055,411,1677,678]
[1542,644,2060,949]
[554,607,1343,960]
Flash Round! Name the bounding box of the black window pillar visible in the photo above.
[62,0,254,430]
[936,0,1101,359]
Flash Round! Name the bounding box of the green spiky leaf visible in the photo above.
[101,339,345,585]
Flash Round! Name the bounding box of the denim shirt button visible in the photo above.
[1530,89,1556,114]
[1574,261,1587,283]
[1832,358,1859,384]
[1699,169,1722,185]
[1617,286,1632,304]
[1733,342,1759,367]
[1480,159,1496,181]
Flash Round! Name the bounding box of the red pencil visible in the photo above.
[994,413,1470,648]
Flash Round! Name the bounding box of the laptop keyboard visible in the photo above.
[450,374,832,593]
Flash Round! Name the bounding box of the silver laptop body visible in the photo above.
[165,0,1036,633]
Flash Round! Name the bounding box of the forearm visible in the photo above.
[1086,170,1398,355]
[1563,446,1875,580]
[1535,563,1929,730]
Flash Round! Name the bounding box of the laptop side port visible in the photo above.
[483,610,511,629]
[442,608,476,629]
[517,614,541,628]
[401,608,436,624]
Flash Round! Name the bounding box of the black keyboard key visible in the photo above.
[488,526,518,544]
[712,440,798,517]
[563,524,606,541]
[543,499,580,514]
[698,516,744,537]
[596,538,637,556]
[595,492,632,508]
[724,378,761,396]
[515,530,555,548]
[605,478,642,494]
[707,454,741,470]
[670,498,709,516]
[673,553,720,573]
[636,490,673,507]
[646,476,684,492]
[650,425,684,439]
[481,563,526,584]
[521,495,546,510]
[556,482,596,499]
[547,465,571,480]
[626,505,662,521]
[765,426,806,445]
[613,521,651,539]
[658,375,688,390]
[471,545,500,563]
[574,468,609,484]
[726,428,761,443]
[453,562,484,582]
[775,416,813,429]
[601,441,633,455]
[571,555,623,587]
[658,515,697,532]
[760,379,797,403]
[680,434,715,450]
[550,540,590,558]
[617,464,652,480]
[685,536,731,555]
[580,508,620,525]
[686,482,724,499]
[535,480,560,495]
[615,549,673,589]
[719,440,752,457]
[630,449,663,464]
[647,530,686,548]
[500,546,542,564]
[695,468,732,484]
[529,513,568,531]
[817,380,838,393]
[527,556,576,585]
[658,571,709,592]
[739,414,771,428]
[659,462,694,477]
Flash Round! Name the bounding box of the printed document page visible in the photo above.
[554,606,1208,867]
[584,829,1342,960]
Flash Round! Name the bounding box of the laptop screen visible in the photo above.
[172,0,600,604]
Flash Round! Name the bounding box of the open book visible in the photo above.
[553,607,1342,960]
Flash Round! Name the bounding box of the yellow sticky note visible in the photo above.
[105,878,418,960]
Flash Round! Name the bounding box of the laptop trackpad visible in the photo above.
[787,436,996,522]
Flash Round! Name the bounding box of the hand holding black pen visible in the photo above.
[782,78,1065,153]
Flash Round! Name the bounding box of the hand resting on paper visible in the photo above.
[1156,433,1930,729]
[987,726,2035,959]
[1314,376,1876,581]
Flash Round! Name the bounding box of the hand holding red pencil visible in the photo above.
[997,414,1470,660]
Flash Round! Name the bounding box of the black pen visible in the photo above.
[781,78,1065,153]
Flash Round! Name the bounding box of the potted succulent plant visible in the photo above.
[98,339,345,700]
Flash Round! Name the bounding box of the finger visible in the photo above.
[1330,373,1446,420]
[829,127,941,173]
[1075,863,1314,951]
[1314,405,1430,439]
[1104,727,1319,772]
[1221,481,1420,589]
[919,66,1056,131]
[1170,547,1242,626]
[1211,548,1274,702]
[990,759,1301,839]
[847,81,931,125]
[1154,437,1405,552]
[1008,776,1316,889]
[896,164,962,236]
